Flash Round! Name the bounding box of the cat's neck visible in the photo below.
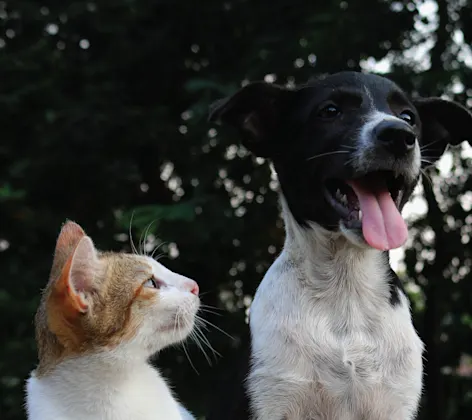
[26,351,184,420]
[38,348,150,381]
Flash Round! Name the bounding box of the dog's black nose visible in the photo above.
[374,120,416,157]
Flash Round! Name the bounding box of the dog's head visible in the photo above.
[209,71,472,251]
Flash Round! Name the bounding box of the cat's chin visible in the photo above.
[166,320,195,341]
[158,320,193,337]
[151,317,196,351]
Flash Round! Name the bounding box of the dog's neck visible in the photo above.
[280,196,389,295]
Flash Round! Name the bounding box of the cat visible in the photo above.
[25,220,200,420]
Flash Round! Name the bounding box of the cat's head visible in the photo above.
[35,221,200,373]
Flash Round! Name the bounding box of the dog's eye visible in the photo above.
[399,110,415,125]
[318,104,341,119]
[144,277,160,289]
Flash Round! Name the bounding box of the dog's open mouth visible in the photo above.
[324,171,408,251]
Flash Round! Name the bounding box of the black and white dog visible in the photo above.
[208,72,472,420]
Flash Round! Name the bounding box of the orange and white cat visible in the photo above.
[26,221,199,420]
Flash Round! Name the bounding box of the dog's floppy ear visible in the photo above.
[414,97,472,164]
[208,82,293,157]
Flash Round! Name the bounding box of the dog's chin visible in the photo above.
[339,222,372,250]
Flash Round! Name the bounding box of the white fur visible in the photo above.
[26,257,198,420]
[247,200,424,420]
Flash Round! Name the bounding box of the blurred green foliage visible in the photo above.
[0,0,471,419]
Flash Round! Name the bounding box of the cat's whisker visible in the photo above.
[199,303,222,311]
[140,220,157,256]
[190,328,213,366]
[144,219,157,255]
[138,226,146,256]
[306,150,350,162]
[197,325,221,359]
[151,242,167,260]
[194,316,220,358]
[182,307,213,366]
[195,315,234,340]
[182,338,199,375]
[128,211,139,255]
[153,253,166,263]
[339,144,357,150]
[193,324,221,361]
[198,308,222,317]
[175,308,199,374]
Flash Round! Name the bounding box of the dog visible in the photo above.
[208,71,472,420]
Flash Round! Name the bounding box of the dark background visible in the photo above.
[1,1,472,419]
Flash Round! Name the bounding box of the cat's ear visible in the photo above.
[50,221,86,280]
[53,235,99,315]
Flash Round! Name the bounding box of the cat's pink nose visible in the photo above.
[187,280,199,296]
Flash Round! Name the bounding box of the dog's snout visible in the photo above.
[374,120,416,157]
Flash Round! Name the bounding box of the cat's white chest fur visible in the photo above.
[26,357,187,420]
[248,248,424,420]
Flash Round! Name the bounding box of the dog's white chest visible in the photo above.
[248,253,424,420]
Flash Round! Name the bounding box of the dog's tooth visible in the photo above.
[359,210,363,220]
[336,190,345,203]
[397,190,404,204]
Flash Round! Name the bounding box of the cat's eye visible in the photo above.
[144,277,160,289]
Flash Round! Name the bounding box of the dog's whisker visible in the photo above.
[420,138,443,151]
[421,158,434,165]
[420,169,433,189]
[344,156,356,167]
[306,150,350,161]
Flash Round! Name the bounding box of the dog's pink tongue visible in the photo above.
[347,180,408,251]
